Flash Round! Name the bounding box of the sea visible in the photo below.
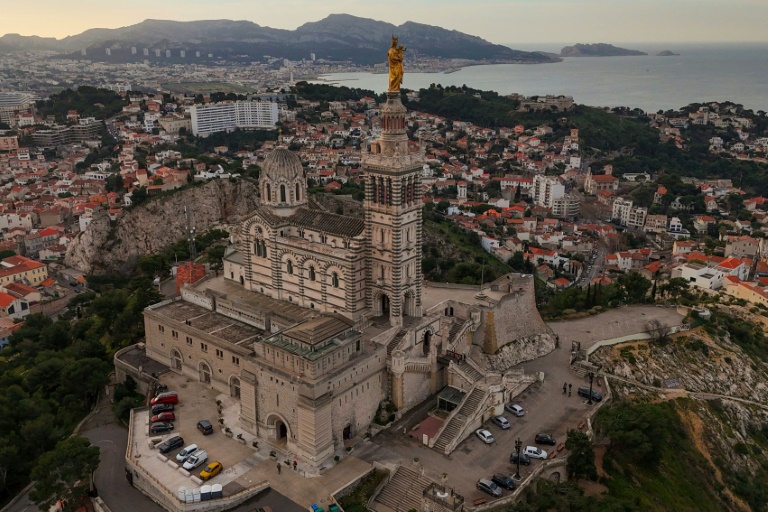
[312,42,768,113]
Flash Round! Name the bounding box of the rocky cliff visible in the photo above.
[64,180,260,275]
[590,306,768,505]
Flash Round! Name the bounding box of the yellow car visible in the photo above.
[199,461,223,481]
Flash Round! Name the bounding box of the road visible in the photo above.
[578,242,607,287]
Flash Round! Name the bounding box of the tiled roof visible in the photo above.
[288,208,365,238]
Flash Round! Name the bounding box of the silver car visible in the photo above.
[491,416,510,429]
[505,403,525,417]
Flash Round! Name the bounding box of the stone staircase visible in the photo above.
[432,386,486,453]
[457,359,483,382]
[387,330,408,356]
[371,465,433,512]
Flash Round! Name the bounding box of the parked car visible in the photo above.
[491,416,510,429]
[155,384,168,395]
[535,433,556,446]
[176,444,199,463]
[151,412,176,423]
[183,449,208,470]
[492,473,516,491]
[151,403,175,415]
[200,461,223,481]
[150,392,178,405]
[578,386,603,402]
[150,422,174,434]
[157,435,184,454]
[504,404,525,417]
[476,478,502,497]
[255,507,273,512]
[475,429,494,444]
[509,452,531,466]
[524,446,548,460]
[197,420,214,435]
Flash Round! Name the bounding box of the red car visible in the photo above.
[150,392,179,405]
[151,411,176,423]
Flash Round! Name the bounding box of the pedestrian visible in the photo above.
[568,383,572,397]
[562,382,567,394]
[293,459,298,471]
[277,463,281,474]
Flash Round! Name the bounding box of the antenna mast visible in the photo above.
[185,203,197,261]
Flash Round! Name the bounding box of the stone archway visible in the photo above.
[230,376,241,399]
[267,414,291,446]
[381,294,390,316]
[549,471,561,483]
[199,361,211,385]
[171,349,183,372]
[422,330,432,356]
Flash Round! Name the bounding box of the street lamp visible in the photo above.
[587,371,595,405]
[514,438,522,480]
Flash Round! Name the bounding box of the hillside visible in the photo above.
[407,84,659,152]
[1,15,555,65]
[582,305,768,511]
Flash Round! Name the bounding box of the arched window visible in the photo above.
[287,260,293,274]
[280,184,287,202]
[266,183,271,201]
[254,240,267,257]
[295,183,301,202]
[332,272,339,288]
[309,266,316,281]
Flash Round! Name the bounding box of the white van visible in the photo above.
[182,449,208,470]
[524,446,548,460]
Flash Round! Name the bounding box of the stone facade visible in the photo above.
[139,93,555,471]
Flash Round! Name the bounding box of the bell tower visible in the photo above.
[362,91,423,327]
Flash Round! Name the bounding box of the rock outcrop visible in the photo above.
[560,43,647,57]
[64,179,260,275]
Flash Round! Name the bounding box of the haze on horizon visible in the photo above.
[2,0,765,45]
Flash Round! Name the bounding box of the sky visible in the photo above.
[1,0,766,44]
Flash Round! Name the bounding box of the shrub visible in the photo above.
[734,443,750,456]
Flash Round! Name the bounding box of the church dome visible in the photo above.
[262,148,303,181]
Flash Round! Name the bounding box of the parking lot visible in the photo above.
[130,372,372,511]
[355,306,686,503]
[356,376,599,503]
[132,375,256,492]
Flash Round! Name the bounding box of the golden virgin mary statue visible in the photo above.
[388,36,406,92]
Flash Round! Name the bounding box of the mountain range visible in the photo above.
[0,15,555,65]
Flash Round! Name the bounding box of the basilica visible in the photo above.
[141,85,554,466]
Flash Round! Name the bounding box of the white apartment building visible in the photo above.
[612,198,647,230]
[552,194,581,219]
[532,175,564,208]
[190,100,279,137]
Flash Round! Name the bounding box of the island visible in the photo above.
[656,50,680,56]
[560,43,647,57]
